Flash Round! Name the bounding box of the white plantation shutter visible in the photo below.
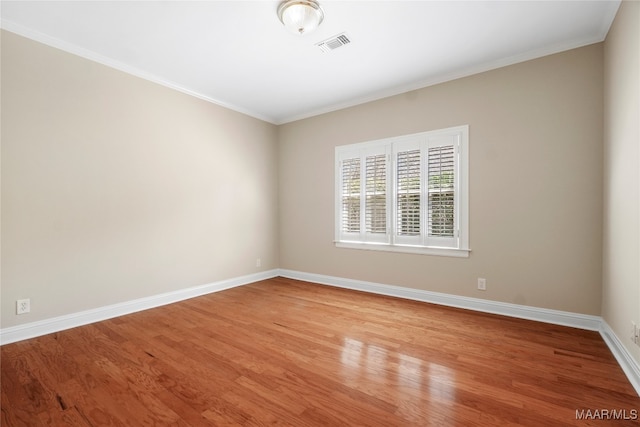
[336,125,468,256]
[341,158,360,234]
[427,145,455,238]
[393,135,458,248]
[365,154,387,234]
[424,133,460,248]
[336,146,390,244]
[396,149,421,236]
[360,147,390,243]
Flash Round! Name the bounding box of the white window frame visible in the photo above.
[335,125,470,258]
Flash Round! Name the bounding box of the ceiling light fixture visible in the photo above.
[277,0,324,35]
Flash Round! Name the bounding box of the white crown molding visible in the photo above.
[278,269,602,330]
[277,35,608,125]
[0,20,276,124]
[0,269,279,345]
[1,17,608,127]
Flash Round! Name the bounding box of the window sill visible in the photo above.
[335,241,470,258]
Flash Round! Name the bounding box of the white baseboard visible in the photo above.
[278,269,602,330]
[600,321,640,396]
[3,267,639,397]
[0,269,279,345]
[279,269,640,396]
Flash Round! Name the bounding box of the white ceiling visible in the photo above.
[1,1,621,124]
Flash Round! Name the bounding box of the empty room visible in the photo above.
[1,0,639,425]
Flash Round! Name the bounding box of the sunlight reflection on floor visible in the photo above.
[339,336,456,423]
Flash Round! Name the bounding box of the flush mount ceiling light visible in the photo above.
[277,0,324,35]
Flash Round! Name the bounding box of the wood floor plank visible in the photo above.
[2,277,638,426]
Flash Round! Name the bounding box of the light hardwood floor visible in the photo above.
[2,277,638,426]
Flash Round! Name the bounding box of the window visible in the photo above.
[335,125,469,257]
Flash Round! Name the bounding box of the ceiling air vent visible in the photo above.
[316,33,351,53]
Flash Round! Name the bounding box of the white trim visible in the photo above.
[335,241,470,258]
[279,269,601,330]
[0,269,279,345]
[278,38,610,125]
[279,269,640,396]
[335,126,469,254]
[3,267,639,397]
[0,14,615,126]
[600,321,640,396]
[0,21,276,124]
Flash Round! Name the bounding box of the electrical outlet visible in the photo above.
[256,258,261,268]
[16,299,30,315]
[477,278,487,291]
[632,322,640,346]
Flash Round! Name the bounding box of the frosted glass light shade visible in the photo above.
[278,0,324,35]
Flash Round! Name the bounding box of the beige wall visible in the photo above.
[279,44,604,315]
[1,31,279,328]
[1,20,622,331]
[603,1,640,362]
